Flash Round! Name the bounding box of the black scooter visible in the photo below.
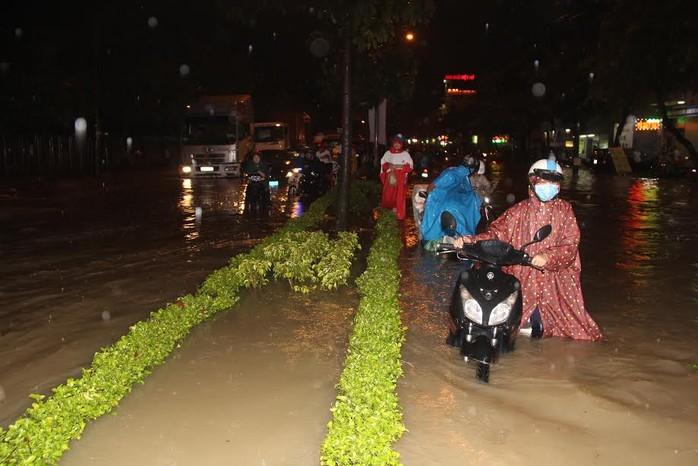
[244,175,271,215]
[298,160,330,202]
[437,224,552,383]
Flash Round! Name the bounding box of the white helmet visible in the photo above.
[528,159,563,182]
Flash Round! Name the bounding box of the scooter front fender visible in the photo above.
[461,335,499,365]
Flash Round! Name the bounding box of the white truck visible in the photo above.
[179,94,254,178]
[252,112,309,182]
[253,121,291,154]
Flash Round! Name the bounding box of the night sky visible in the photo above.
[1,1,605,135]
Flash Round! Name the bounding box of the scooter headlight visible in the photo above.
[460,285,483,324]
[488,291,518,326]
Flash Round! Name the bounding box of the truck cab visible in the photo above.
[179,95,253,178]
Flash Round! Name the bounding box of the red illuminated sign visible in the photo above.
[444,74,476,81]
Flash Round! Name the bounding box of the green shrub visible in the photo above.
[321,210,406,466]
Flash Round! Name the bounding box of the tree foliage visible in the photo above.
[591,0,698,155]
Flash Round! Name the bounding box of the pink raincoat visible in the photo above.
[468,186,603,341]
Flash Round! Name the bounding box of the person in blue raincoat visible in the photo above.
[420,155,482,249]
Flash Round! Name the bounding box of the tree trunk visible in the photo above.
[336,17,352,232]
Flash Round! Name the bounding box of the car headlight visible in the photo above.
[460,285,483,324]
[488,291,518,326]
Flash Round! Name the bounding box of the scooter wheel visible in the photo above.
[476,363,490,383]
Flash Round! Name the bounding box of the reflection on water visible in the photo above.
[618,178,661,281]
[290,200,305,218]
[178,178,199,241]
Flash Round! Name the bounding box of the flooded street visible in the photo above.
[395,165,698,465]
[3,163,698,465]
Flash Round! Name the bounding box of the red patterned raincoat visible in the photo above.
[468,186,603,341]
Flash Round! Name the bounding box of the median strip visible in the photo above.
[321,210,406,466]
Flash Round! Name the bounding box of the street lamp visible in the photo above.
[405,32,415,42]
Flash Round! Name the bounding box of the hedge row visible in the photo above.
[0,187,361,465]
[321,210,406,465]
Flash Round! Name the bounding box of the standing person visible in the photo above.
[380,134,413,220]
[315,141,332,164]
[469,159,493,202]
[453,158,603,341]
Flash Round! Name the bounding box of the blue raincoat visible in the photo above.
[420,165,481,241]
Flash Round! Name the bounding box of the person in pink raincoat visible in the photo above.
[454,158,603,341]
[380,134,413,220]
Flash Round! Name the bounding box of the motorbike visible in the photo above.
[298,161,330,202]
[411,184,429,240]
[286,167,303,197]
[244,175,271,215]
[436,224,552,383]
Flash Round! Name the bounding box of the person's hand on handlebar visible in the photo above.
[453,235,474,248]
[531,252,549,268]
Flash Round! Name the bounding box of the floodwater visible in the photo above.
[2,163,698,465]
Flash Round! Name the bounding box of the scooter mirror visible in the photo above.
[521,224,552,250]
[533,224,552,242]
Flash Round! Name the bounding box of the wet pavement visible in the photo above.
[2,163,698,465]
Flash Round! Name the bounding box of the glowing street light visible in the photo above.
[405,32,415,42]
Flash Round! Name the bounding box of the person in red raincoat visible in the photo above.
[454,158,603,341]
[380,134,413,220]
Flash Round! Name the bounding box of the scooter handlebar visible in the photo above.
[435,243,456,254]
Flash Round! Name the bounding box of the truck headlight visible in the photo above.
[181,165,192,174]
[460,285,482,324]
[488,291,518,326]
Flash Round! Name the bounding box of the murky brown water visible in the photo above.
[3,163,698,465]
[395,164,698,465]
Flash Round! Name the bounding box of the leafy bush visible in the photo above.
[321,210,406,466]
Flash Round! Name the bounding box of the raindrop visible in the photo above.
[0,62,9,73]
[467,406,477,416]
[248,44,254,54]
[506,193,515,204]
[532,82,546,97]
[147,16,158,29]
[101,310,111,321]
[309,37,330,57]
[534,59,539,69]
[485,22,489,32]
[179,64,190,76]
[272,32,277,40]
[0,384,5,402]
[14,27,23,38]
[74,117,87,134]
[195,206,202,225]
[126,136,133,151]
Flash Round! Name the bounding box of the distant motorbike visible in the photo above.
[412,184,429,240]
[286,167,302,197]
[244,175,271,214]
[437,224,552,383]
[298,161,330,202]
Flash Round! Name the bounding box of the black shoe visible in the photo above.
[530,308,544,339]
